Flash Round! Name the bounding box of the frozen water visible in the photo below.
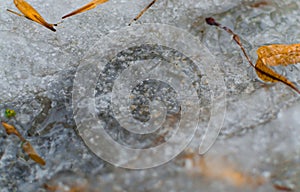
[0,0,300,191]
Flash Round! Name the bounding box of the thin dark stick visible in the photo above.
[129,0,157,26]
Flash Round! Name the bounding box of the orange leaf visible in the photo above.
[1,122,24,141]
[255,58,299,92]
[22,140,46,166]
[254,44,300,93]
[256,44,300,66]
[62,0,109,19]
[8,0,58,31]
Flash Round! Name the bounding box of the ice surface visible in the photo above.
[0,0,300,191]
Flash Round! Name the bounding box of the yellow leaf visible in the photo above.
[1,122,24,141]
[22,140,46,166]
[62,0,109,19]
[255,44,300,93]
[8,0,58,32]
[256,44,300,66]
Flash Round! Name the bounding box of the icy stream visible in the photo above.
[0,0,300,191]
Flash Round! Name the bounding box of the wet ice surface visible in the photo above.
[0,0,300,191]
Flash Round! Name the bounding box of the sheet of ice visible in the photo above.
[0,0,300,191]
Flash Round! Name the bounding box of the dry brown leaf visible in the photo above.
[273,183,293,191]
[250,1,270,8]
[62,0,109,19]
[1,122,25,141]
[43,183,58,191]
[205,17,300,94]
[7,0,58,31]
[255,44,300,93]
[22,140,46,166]
[255,45,300,93]
[1,122,46,166]
[62,0,157,26]
[255,58,300,93]
[256,44,300,66]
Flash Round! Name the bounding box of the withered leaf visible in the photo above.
[256,44,300,66]
[1,122,24,141]
[22,140,46,166]
[205,17,300,94]
[255,58,299,93]
[8,0,58,31]
[273,183,293,191]
[255,44,300,94]
[62,0,109,19]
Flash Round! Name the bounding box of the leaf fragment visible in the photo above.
[22,140,46,166]
[8,0,59,32]
[255,45,300,93]
[1,122,24,141]
[255,44,300,91]
[62,0,109,19]
[273,183,293,191]
[255,58,299,93]
[256,44,300,66]
[1,122,46,166]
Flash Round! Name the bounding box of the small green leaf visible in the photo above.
[5,109,16,118]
